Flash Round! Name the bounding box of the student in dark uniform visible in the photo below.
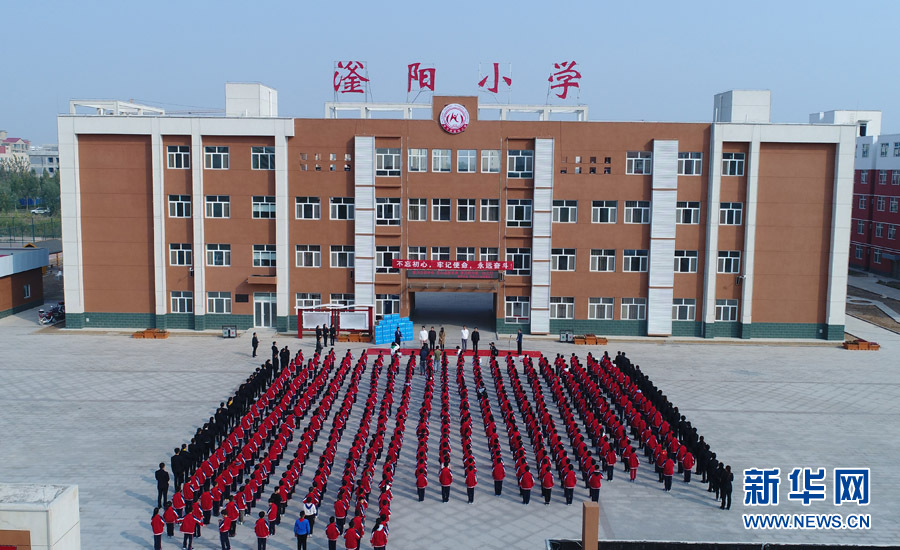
[251,332,259,357]
[329,324,336,346]
[720,465,733,510]
[394,327,402,347]
[155,462,170,508]
[516,329,523,355]
[315,325,323,347]
[172,448,183,490]
[428,327,437,350]
[471,327,480,355]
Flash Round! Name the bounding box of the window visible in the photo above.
[892,198,899,213]
[879,170,888,185]
[408,148,427,172]
[408,246,427,260]
[589,249,615,272]
[715,299,739,322]
[889,225,897,240]
[457,199,476,222]
[207,292,232,314]
[204,146,229,169]
[480,247,499,262]
[171,291,193,313]
[893,172,900,185]
[169,243,192,266]
[408,198,427,221]
[674,250,698,273]
[717,250,741,274]
[330,293,355,306]
[623,249,649,272]
[23,283,31,300]
[874,249,882,264]
[376,198,401,226]
[251,146,275,170]
[722,152,745,176]
[875,223,883,238]
[676,201,700,224]
[206,244,231,266]
[591,200,617,223]
[588,297,614,320]
[205,195,230,218]
[376,148,401,176]
[376,294,400,319]
[505,296,530,324]
[481,199,499,222]
[428,198,449,221]
[376,246,400,273]
[506,199,532,227]
[507,150,534,178]
[296,293,322,309]
[432,149,451,172]
[330,197,355,220]
[458,150,477,173]
[858,196,867,210]
[857,220,865,234]
[506,248,531,275]
[881,143,889,157]
[621,298,646,320]
[894,142,900,157]
[295,245,321,268]
[481,150,501,173]
[252,196,276,219]
[719,202,743,225]
[330,245,354,268]
[855,246,863,260]
[552,200,577,223]
[672,298,696,321]
[296,197,320,220]
[677,152,702,175]
[626,151,652,175]
[252,244,276,267]
[877,197,886,211]
[550,297,575,319]
[168,195,191,218]
[861,172,868,184]
[167,145,190,169]
[624,200,650,224]
[551,248,576,271]
[430,247,450,261]
[861,144,869,158]
[457,247,476,262]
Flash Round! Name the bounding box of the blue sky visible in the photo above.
[2,0,895,145]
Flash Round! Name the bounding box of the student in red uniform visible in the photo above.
[439,462,452,503]
[663,456,675,492]
[588,468,603,502]
[563,466,577,505]
[628,451,640,482]
[200,489,213,524]
[255,511,270,550]
[541,469,554,505]
[344,525,361,550]
[605,448,617,481]
[370,519,388,550]
[179,507,197,550]
[682,451,694,483]
[415,469,427,502]
[325,516,341,550]
[519,466,534,505]
[465,467,477,503]
[492,460,505,496]
[151,507,165,550]
[217,514,232,550]
[163,501,178,537]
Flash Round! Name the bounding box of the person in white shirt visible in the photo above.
[419,326,428,347]
[302,498,318,534]
[460,326,469,353]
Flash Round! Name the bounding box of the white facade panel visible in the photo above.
[649,239,675,288]
[647,287,674,336]
[534,139,554,189]
[533,212,552,237]
[652,140,678,190]
[532,285,549,305]
[354,235,375,258]
[356,213,374,235]
[355,187,375,210]
[355,258,375,283]
[650,190,677,239]
[533,187,552,211]
[532,262,550,285]
[532,138,554,336]
[530,309,550,334]
[355,284,375,308]
[533,237,551,261]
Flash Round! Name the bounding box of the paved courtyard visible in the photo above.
[1,304,899,549]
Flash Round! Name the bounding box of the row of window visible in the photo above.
[853,245,892,264]
[858,171,900,185]
[857,195,900,212]
[855,220,898,240]
[539,296,738,322]
[860,142,900,158]
[167,145,275,170]
[169,244,276,267]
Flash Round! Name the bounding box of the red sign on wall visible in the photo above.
[392,259,512,270]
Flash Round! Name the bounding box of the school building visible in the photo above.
[58,85,855,339]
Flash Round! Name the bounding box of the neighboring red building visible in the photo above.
[0,247,48,319]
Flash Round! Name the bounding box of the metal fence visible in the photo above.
[0,216,61,244]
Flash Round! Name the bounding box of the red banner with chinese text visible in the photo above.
[392,259,512,270]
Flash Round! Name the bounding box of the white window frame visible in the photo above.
[715,299,739,322]
[894,142,900,157]
[205,195,230,218]
[588,297,614,320]
[881,143,889,157]
[376,197,401,226]
[506,199,532,228]
[677,152,702,175]
[376,246,400,274]
[457,199,476,222]
[171,291,193,314]
[23,283,31,300]
[408,246,427,260]
[873,249,882,264]
[589,249,615,272]
[893,172,900,185]
[861,144,870,158]
[621,297,646,320]
[295,245,321,268]
[672,298,696,321]
[879,170,888,185]
[551,248,576,271]
[252,195,276,219]
[206,244,231,267]
[480,247,499,262]
[330,293,355,306]
[432,149,451,173]
[168,194,191,218]
[855,246,863,260]
[204,146,229,170]
[375,294,400,320]
[432,198,451,221]
[252,244,276,267]
[295,196,320,220]
[251,146,275,170]
[858,196,866,210]
[549,297,575,320]
[676,201,700,224]
[408,198,427,221]
[408,148,427,172]
[717,250,741,274]
[167,145,190,169]
[330,197,355,220]
[857,220,865,235]
[507,150,534,178]
[591,200,617,224]
[891,198,899,213]
[722,152,745,176]
[376,148,401,176]
[719,202,743,225]
[889,225,897,240]
[674,250,698,273]
[330,245,354,268]
[296,293,322,310]
[623,249,649,272]
[481,199,499,222]
[207,291,232,314]
[456,247,476,262]
[481,150,501,173]
[506,247,531,276]
[505,296,530,324]
[875,223,883,238]
[624,200,650,224]
[457,150,477,173]
[625,151,652,175]
[877,197,886,211]
[861,172,868,184]
[169,243,192,266]
[430,247,450,261]
[552,200,577,223]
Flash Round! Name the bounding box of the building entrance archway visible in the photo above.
[409,291,496,339]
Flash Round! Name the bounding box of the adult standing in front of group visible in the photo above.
[251,332,259,357]
[394,326,402,347]
[419,326,428,348]
[330,324,336,347]
[155,462,170,508]
[471,327,480,356]
[294,511,310,550]
[428,326,437,350]
[720,465,733,510]
[460,326,469,353]
[438,327,445,351]
[516,329,523,355]
[315,325,323,347]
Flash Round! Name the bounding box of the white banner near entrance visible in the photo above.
[339,311,368,330]
[302,311,331,329]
